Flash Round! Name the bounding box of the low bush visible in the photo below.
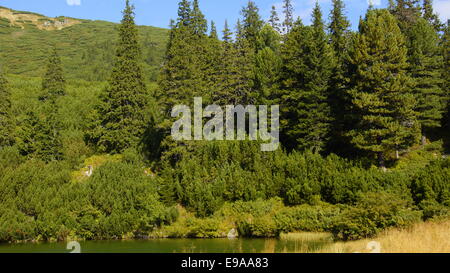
[330,192,422,240]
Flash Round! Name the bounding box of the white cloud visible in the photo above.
[434,0,450,22]
[66,0,81,6]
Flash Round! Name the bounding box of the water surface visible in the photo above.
[0,238,331,253]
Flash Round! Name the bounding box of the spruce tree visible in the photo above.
[240,1,264,52]
[348,9,420,167]
[18,100,63,162]
[209,20,218,39]
[213,21,235,105]
[442,21,450,148]
[22,48,66,161]
[391,0,421,31]
[269,5,281,33]
[328,0,352,154]
[40,48,65,101]
[255,24,282,104]
[177,0,192,27]
[282,0,294,34]
[89,0,148,153]
[422,0,442,31]
[408,18,445,143]
[280,4,333,152]
[191,0,207,35]
[0,66,14,147]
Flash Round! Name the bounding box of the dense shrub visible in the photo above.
[273,204,342,233]
[159,141,420,217]
[410,158,450,207]
[0,159,177,242]
[330,192,422,240]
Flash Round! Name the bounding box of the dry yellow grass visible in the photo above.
[315,220,450,253]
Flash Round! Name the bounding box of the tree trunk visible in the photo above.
[378,152,386,170]
[395,150,399,159]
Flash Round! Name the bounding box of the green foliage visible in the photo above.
[40,48,66,100]
[408,18,445,134]
[0,2,449,245]
[410,158,450,206]
[87,1,149,154]
[0,8,168,82]
[0,67,14,147]
[347,9,420,166]
[331,192,422,240]
[280,6,334,152]
[240,1,264,52]
[0,159,175,242]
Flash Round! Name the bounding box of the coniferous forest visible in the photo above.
[0,0,449,248]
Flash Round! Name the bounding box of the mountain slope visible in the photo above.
[0,6,169,82]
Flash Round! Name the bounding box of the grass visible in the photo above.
[312,220,450,253]
[0,6,169,82]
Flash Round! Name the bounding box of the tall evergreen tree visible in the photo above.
[328,0,352,153]
[422,0,442,31]
[40,48,65,101]
[222,20,232,43]
[408,18,445,144]
[255,24,282,104]
[282,0,294,34]
[348,9,420,167]
[88,0,148,153]
[191,0,208,35]
[209,20,218,39]
[280,4,334,152]
[0,66,14,147]
[269,5,281,33]
[177,0,192,27]
[240,1,264,52]
[442,21,450,149]
[391,0,421,31]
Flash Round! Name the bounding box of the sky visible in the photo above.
[0,0,449,32]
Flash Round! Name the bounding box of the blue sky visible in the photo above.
[0,0,449,31]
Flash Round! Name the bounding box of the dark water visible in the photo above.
[0,238,331,253]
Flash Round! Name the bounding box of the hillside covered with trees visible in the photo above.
[0,0,448,244]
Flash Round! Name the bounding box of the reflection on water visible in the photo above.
[0,237,333,253]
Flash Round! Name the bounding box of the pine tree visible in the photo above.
[240,1,264,52]
[18,100,63,162]
[40,48,65,101]
[391,0,421,31]
[205,20,222,100]
[177,0,192,27]
[158,0,212,116]
[89,0,148,153]
[327,0,352,154]
[0,66,14,147]
[348,9,420,167]
[282,0,294,34]
[222,20,232,43]
[280,4,333,152]
[23,48,66,161]
[269,5,281,33]
[422,0,442,31]
[191,0,207,35]
[442,21,450,148]
[209,20,218,39]
[255,24,282,104]
[408,18,445,143]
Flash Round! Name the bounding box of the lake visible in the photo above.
[0,238,332,253]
